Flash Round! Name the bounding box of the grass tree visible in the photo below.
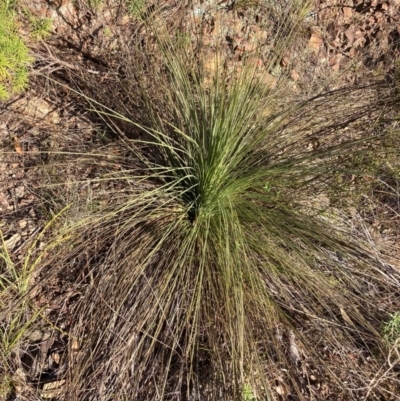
[33,2,400,400]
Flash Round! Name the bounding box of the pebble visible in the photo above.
[15,185,25,198]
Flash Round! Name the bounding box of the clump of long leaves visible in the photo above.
[41,5,400,401]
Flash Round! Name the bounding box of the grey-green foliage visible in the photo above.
[383,311,400,348]
[126,0,145,17]
[87,0,103,8]
[36,1,400,400]
[87,0,145,17]
[242,384,256,401]
[29,14,52,40]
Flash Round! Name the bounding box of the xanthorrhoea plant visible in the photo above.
[41,3,400,401]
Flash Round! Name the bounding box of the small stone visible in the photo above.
[18,220,27,229]
[15,186,25,198]
[27,329,47,342]
[13,368,26,395]
[0,192,10,208]
[275,384,287,395]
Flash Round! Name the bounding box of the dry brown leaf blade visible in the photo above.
[12,136,23,154]
[41,380,66,399]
